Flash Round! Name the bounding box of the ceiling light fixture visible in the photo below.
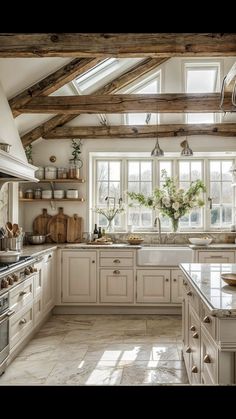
[180,138,193,156]
[151,138,164,157]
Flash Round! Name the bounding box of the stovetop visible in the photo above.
[0,256,33,272]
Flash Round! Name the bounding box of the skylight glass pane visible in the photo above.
[75,58,118,91]
[187,113,214,123]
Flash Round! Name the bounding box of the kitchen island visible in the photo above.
[179,263,236,384]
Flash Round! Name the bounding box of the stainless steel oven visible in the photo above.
[0,293,14,375]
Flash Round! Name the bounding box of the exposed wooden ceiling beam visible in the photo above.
[9,58,102,117]
[21,57,169,146]
[44,123,236,139]
[18,93,234,114]
[1,33,236,57]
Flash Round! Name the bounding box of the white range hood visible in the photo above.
[0,80,38,188]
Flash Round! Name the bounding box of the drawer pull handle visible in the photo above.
[190,325,196,331]
[187,291,192,296]
[208,255,224,259]
[193,332,199,339]
[19,318,27,325]
[113,270,120,274]
[203,316,211,324]
[113,259,121,263]
[203,354,211,364]
[183,280,187,286]
[186,346,192,353]
[7,310,15,317]
[19,291,27,297]
[191,366,198,373]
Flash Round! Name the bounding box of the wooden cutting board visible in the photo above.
[46,207,69,243]
[33,209,52,241]
[67,214,82,243]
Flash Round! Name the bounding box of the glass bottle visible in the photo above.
[93,224,99,241]
[98,227,102,238]
[68,159,83,179]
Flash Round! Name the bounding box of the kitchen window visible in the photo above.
[91,155,235,232]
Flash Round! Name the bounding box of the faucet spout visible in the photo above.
[154,216,162,244]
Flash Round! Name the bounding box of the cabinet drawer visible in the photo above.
[201,326,218,384]
[9,277,34,313]
[100,257,133,267]
[10,302,33,350]
[100,251,133,259]
[200,301,216,339]
[198,251,235,263]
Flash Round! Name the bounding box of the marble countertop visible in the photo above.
[180,263,236,317]
[189,243,236,250]
[21,244,58,257]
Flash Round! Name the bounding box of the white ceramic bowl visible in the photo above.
[189,237,212,246]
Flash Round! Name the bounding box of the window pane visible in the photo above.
[186,68,217,93]
[179,162,190,181]
[191,161,202,181]
[187,113,214,124]
[141,162,152,181]
[141,182,152,195]
[160,161,172,179]
[190,209,201,227]
[128,113,149,125]
[211,207,220,226]
[109,162,120,181]
[97,161,108,181]
[222,183,232,204]
[141,211,152,226]
[97,182,108,204]
[179,181,190,191]
[109,182,120,200]
[128,182,139,194]
[222,161,232,181]
[210,182,220,204]
[210,161,221,180]
[128,162,139,181]
[128,211,139,226]
[222,207,232,224]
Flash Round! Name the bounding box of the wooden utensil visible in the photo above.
[47,207,69,243]
[67,214,82,243]
[33,209,52,241]
[6,222,13,238]
[12,223,19,237]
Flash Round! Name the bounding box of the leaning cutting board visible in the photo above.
[46,207,69,243]
[33,209,52,241]
[67,214,82,243]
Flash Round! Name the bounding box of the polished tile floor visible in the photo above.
[0,314,188,385]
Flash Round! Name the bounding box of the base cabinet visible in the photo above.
[42,251,55,313]
[136,269,170,303]
[62,251,97,303]
[100,269,133,303]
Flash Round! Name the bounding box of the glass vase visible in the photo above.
[171,218,179,233]
[106,218,115,233]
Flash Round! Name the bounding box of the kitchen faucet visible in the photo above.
[154,216,162,244]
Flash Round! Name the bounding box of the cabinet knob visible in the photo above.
[19,318,27,325]
[186,346,192,353]
[203,354,211,364]
[113,259,121,263]
[48,254,52,259]
[113,270,120,274]
[203,316,211,324]
[19,291,27,297]
[165,278,169,282]
[92,260,95,263]
[191,366,198,373]
[173,278,177,282]
[183,280,187,286]
[192,332,199,339]
[190,325,196,331]
[187,291,192,296]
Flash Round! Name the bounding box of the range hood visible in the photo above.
[0,149,38,189]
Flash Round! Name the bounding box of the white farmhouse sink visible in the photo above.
[137,246,193,266]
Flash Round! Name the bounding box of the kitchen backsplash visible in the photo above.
[109,231,236,244]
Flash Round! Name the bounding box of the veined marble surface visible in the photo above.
[180,263,236,317]
[189,244,236,250]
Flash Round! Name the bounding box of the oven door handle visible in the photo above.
[0,309,15,323]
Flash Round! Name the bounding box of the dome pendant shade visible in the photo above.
[151,139,164,157]
[180,139,193,156]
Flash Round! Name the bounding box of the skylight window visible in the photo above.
[185,63,220,124]
[73,58,118,92]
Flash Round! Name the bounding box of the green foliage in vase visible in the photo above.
[24,144,33,163]
[127,169,206,222]
[71,139,82,161]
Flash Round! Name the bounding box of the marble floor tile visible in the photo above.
[121,361,188,385]
[0,359,56,385]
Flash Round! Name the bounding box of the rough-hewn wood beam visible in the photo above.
[21,58,168,146]
[18,93,234,114]
[1,33,236,57]
[9,57,102,117]
[44,123,236,139]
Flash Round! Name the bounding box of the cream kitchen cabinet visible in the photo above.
[42,251,55,313]
[136,269,170,303]
[171,269,184,303]
[195,250,235,263]
[62,250,97,303]
[99,250,134,303]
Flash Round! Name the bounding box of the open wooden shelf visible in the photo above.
[19,198,85,202]
[36,179,85,183]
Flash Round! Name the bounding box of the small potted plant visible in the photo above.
[24,144,33,164]
[68,139,83,179]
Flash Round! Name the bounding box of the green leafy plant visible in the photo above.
[127,169,206,231]
[24,144,33,163]
[71,139,82,161]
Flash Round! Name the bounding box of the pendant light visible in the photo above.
[180,138,193,156]
[151,111,164,157]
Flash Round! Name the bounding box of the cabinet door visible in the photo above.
[62,251,97,303]
[42,252,55,313]
[100,269,133,303]
[198,251,235,263]
[136,269,170,303]
[171,269,184,303]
